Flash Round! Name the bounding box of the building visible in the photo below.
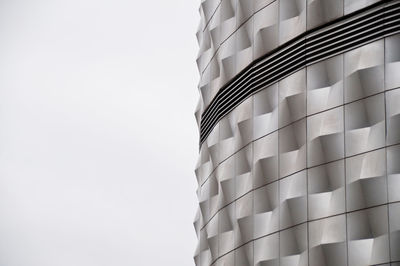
[193,0,400,265]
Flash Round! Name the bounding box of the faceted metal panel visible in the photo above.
[344,94,385,156]
[235,192,254,247]
[199,70,212,109]
[279,118,306,177]
[236,18,254,74]
[385,34,400,90]
[219,97,253,161]
[214,34,236,94]
[347,205,390,265]
[307,0,343,29]
[195,1,400,266]
[237,0,254,26]
[198,229,212,266]
[235,145,253,198]
[344,40,384,103]
[220,0,237,42]
[254,1,278,59]
[253,84,278,140]
[308,160,345,220]
[235,242,253,266]
[201,175,219,223]
[388,145,400,203]
[389,203,400,262]
[195,123,220,187]
[280,223,308,266]
[307,55,343,116]
[254,182,279,238]
[278,69,306,128]
[279,0,306,44]
[309,215,347,266]
[219,204,235,256]
[307,106,344,167]
[279,170,307,230]
[200,0,220,25]
[254,233,279,265]
[345,148,387,212]
[253,132,278,188]
[217,156,235,207]
[386,88,400,146]
[205,214,219,262]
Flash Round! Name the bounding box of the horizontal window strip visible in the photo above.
[199,0,400,145]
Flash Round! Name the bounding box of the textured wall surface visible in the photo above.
[194,0,400,265]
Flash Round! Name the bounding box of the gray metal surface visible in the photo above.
[194,0,400,265]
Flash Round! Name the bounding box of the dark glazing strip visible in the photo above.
[200,0,400,145]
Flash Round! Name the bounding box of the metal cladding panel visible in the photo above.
[194,0,400,265]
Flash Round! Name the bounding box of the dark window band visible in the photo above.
[199,0,400,145]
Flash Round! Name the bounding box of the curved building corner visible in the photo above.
[194,0,400,265]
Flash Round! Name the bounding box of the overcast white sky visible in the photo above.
[0,1,199,265]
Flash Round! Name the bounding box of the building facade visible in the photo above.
[194,0,400,265]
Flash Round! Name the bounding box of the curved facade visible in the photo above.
[194,0,400,265]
